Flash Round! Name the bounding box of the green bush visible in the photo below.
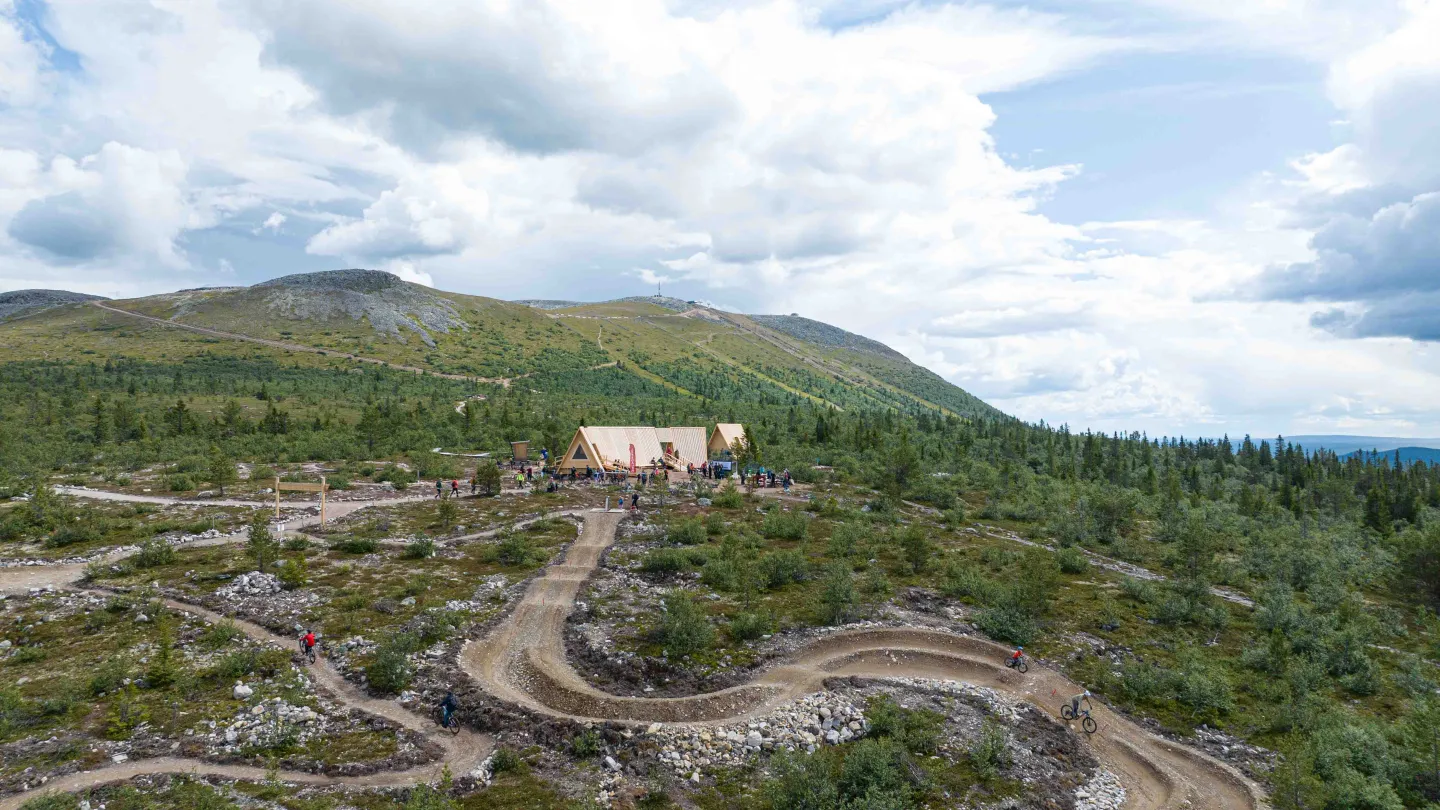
[828,522,865,559]
[203,619,243,649]
[250,465,276,483]
[668,518,707,546]
[866,695,943,755]
[1120,576,1158,603]
[570,729,603,758]
[334,537,379,554]
[494,532,533,566]
[759,550,807,589]
[713,480,743,508]
[976,604,1037,645]
[762,510,809,541]
[658,591,713,658]
[366,633,418,694]
[277,553,309,590]
[968,719,1013,779]
[729,611,774,642]
[643,547,693,576]
[490,746,524,774]
[167,474,194,492]
[403,538,437,559]
[898,525,933,574]
[1056,547,1090,574]
[819,563,856,625]
[44,521,101,548]
[131,538,176,568]
[88,657,129,697]
[705,512,726,535]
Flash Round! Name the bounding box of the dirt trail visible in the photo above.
[463,511,1267,810]
[0,585,491,809]
[0,488,493,804]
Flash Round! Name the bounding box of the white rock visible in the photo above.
[233,682,254,699]
[112,754,128,763]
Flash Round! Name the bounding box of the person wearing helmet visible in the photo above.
[1009,645,1024,666]
[1069,690,1092,719]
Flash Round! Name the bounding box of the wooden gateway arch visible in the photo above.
[274,476,330,526]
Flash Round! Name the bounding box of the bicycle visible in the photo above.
[1005,654,1029,674]
[435,705,461,735]
[297,635,317,665]
[1060,702,1098,734]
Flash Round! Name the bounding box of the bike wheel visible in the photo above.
[448,718,461,735]
[306,649,317,665]
[1016,659,1028,673]
[1061,705,1075,720]
[1082,716,1097,734]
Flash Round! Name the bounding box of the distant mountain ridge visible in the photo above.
[1288,435,1440,457]
[0,289,106,323]
[0,270,1002,420]
[1342,447,1440,465]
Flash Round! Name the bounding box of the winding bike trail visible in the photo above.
[2,500,1267,810]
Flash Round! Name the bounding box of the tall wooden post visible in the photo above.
[320,476,327,527]
[275,476,281,520]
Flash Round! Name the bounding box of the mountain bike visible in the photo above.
[297,635,317,665]
[1005,654,1029,673]
[1061,703,1098,734]
[436,705,461,735]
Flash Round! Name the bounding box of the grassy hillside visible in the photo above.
[0,271,1001,420]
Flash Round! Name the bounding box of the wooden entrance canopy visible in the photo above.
[274,476,329,526]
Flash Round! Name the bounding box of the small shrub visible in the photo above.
[713,481,743,509]
[762,510,808,541]
[278,553,309,590]
[658,591,714,658]
[668,518,706,546]
[334,538,379,554]
[366,633,419,694]
[203,619,243,649]
[975,604,1037,645]
[45,522,101,548]
[705,513,726,535]
[642,548,692,576]
[729,611,773,642]
[283,535,310,551]
[968,719,1013,779]
[89,657,129,697]
[898,525,933,574]
[1056,547,1090,574]
[866,694,943,754]
[167,474,194,492]
[819,563,856,625]
[250,465,277,483]
[1121,576,1158,603]
[131,538,176,568]
[827,523,863,559]
[490,746,524,774]
[570,729,603,758]
[494,533,532,566]
[403,538,437,559]
[759,550,807,590]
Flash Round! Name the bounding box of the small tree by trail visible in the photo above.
[247,513,278,574]
[474,461,502,496]
[207,445,236,495]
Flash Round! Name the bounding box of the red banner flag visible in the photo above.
[629,444,637,474]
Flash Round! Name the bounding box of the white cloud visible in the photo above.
[0,2,46,107]
[3,0,1440,436]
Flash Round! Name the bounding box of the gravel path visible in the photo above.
[463,510,1268,810]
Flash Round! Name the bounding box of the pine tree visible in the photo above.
[247,514,278,574]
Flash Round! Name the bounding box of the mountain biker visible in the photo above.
[1009,646,1024,666]
[302,630,317,658]
[1070,690,1092,718]
[440,690,459,727]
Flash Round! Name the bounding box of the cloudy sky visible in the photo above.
[2,0,1437,438]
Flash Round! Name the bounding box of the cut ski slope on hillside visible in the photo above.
[0,270,1002,420]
